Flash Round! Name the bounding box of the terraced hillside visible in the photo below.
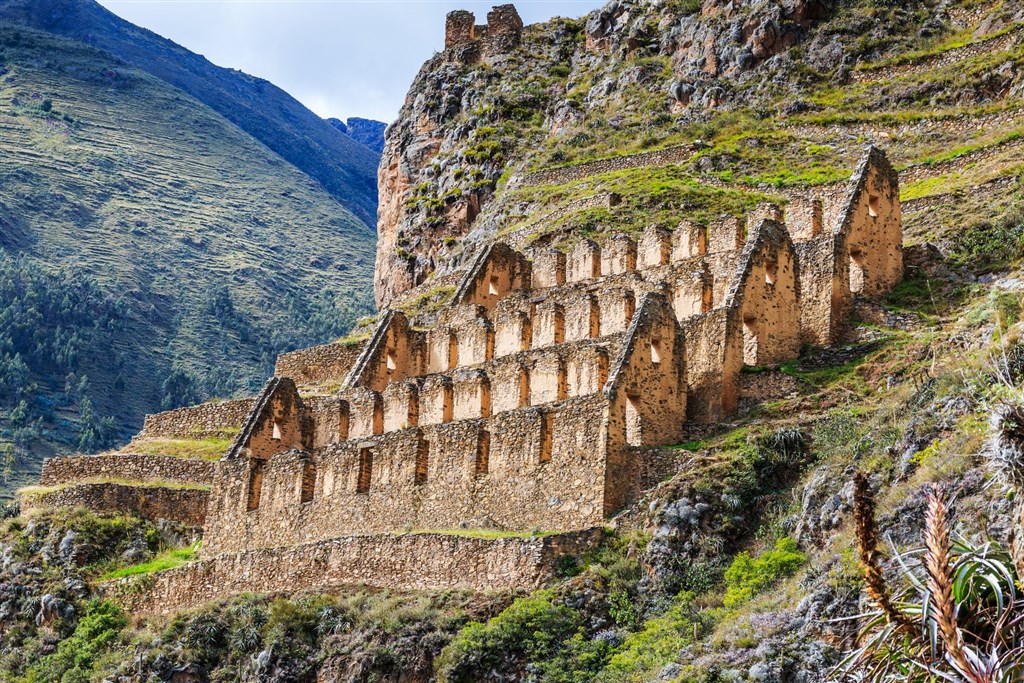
[0,27,376,497]
[379,0,1024,310]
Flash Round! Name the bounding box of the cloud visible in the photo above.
[95,1,605,123]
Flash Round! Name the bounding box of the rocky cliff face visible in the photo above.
[375,0,850,306]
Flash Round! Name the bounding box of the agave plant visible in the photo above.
[832,473,1024,683]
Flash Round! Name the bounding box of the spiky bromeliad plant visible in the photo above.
[833,473,1024,683]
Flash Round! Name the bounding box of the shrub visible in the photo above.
[436,590,582,682]
[26,599,127,682]
[723,537,805,607]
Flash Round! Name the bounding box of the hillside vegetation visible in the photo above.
[0,27,376,497]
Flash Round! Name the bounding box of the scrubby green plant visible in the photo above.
[723,537,806,608]
[24,599,127,683]
[436,590,584,682]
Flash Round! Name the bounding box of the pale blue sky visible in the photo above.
[95,1,605,123]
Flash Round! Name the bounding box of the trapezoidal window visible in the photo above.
[868,194,881,218]
[247,460,264,511]
[539,413,555,463]
[356,448,373,494]
[476,429,490,475]
[625,394,642,447]
[650,338,663,365]
[272,421,282,440]
[743,316,759,367]
[488,275,500,297]
[415,439,429,485]
[300,460,316,503]
[386,350,398,372]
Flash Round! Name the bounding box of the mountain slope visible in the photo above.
[0,26,376,496]
[0,0,381,227]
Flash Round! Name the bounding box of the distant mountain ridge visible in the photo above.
[0,0,381,227]
[329,117,388,155]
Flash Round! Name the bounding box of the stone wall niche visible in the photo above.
[601,235,637,276]
[532,248,566,289]
[383,381,420,432]
[567,239,601,283]
[347,388,384,439]
[530,355,567,405]
[533,302,565,348]
[707,216,745,254]
[639,226,671,268]
[491,362,531,413]
[419,375,455,426]
[453,369,492,420]
[493,307,532,357]
[599,289,635,336]
[672,220,707,261]
[567,347,609,397]
[565,294,600,342]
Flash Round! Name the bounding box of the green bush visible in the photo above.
[723,537,805,608]
[25,600,127,683]
[436,590,582,682]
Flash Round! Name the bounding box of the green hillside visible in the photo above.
[0,27,376,497]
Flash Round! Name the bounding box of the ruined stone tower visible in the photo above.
[444,4,523,63]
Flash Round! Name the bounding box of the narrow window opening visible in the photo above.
[247,460,264,511]
[488,275,500,296]
[553,307,565,344]
[765,258,777,286]
[650,339,663,365]
[272,421,282,441]
[849,249,866,295]
[476,429,490,475]
[442,383,454,422]
[357,448,373,494]
[539,413,554,463]
[868,194,881,218]
[447,332,459,370]
[386,351,398,371]
[415,439,429,485]
[300,460,316,503]
[743,316,759,367]
[625,395,642,447]
[479,382,492,418]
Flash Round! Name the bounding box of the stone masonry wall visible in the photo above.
[21,484,208,527]
[106,529,602,614]
[203,395,612,555]
[39,454,216,487]
[274,340,367,387]
[140,400,254,439]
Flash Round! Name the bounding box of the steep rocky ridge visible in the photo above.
[0,0,381,227]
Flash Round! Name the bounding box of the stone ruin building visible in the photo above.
[444,4,523,63]
[23,147,903,612]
